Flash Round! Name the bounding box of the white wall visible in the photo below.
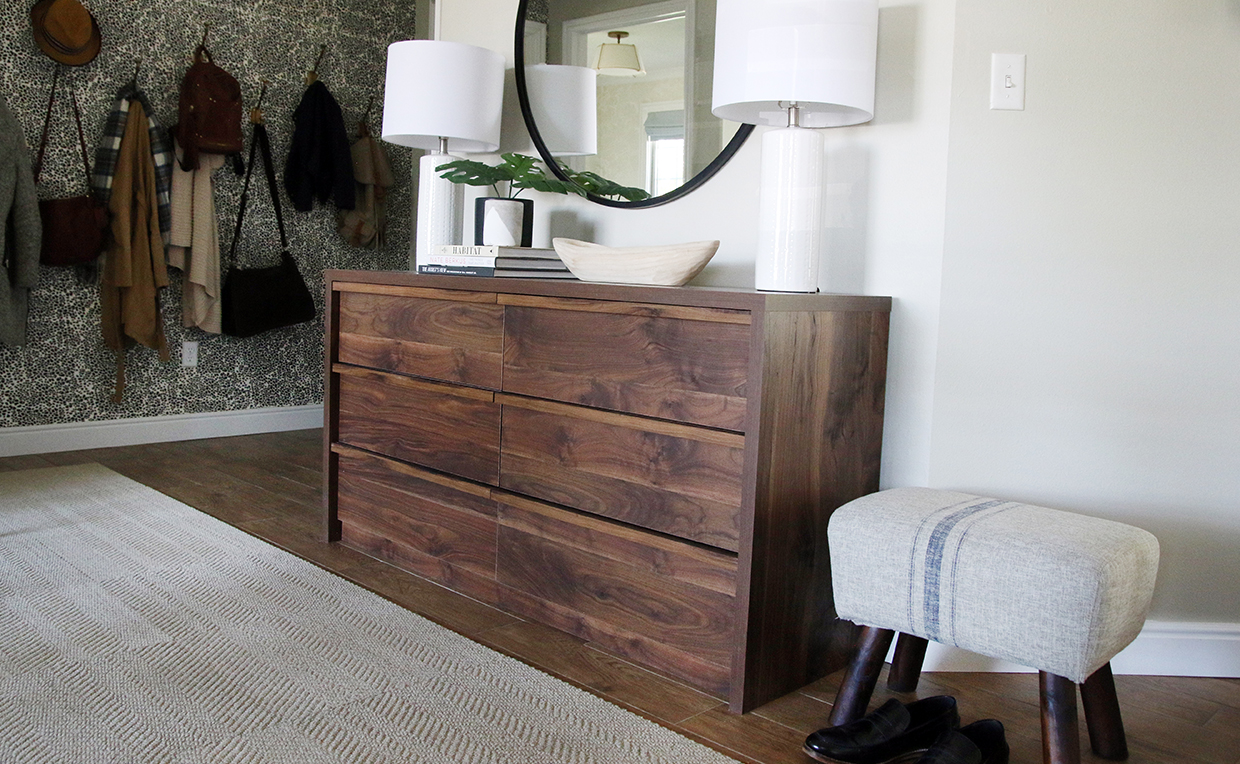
[932,0,1240,623]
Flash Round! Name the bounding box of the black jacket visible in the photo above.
[284,81,355,212]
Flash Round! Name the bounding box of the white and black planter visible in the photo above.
[474,197,534,247]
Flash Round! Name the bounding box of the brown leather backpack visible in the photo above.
[175,45,243,171]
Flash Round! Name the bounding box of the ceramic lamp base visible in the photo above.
[755,125,824,292]
[416,152,464,264]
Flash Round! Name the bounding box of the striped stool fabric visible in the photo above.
[825,488,1159,764]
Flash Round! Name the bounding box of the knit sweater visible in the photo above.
[0,97,42,348]
[167,140,224,333]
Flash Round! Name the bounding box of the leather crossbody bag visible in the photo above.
[33,67,109,267]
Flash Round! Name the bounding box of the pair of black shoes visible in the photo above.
[803,696,1009,764]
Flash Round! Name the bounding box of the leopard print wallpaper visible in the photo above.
[0,0,416,429]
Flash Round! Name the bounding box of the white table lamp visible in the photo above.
[525,64,597,157]
[381,40,505,263]
[712,0,878,292]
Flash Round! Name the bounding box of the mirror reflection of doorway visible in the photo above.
[563,3,691,195]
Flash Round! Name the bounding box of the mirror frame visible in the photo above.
[513,0,753,209]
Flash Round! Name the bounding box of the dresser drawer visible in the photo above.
[335,446,499,603]
[337,287,503,389]
[495,493,737,697]
[501,297,750,430]
[497,395,744,551]
[336,365,500,485]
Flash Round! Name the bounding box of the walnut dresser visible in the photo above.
[322,271,891,712]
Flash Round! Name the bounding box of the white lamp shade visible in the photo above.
[381,40,505,152]
[526,64,597,156]
[711,0,878,128]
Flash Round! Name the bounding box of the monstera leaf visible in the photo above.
[437,153,587,198]
[563,170,650,202]
[438,154,651,202]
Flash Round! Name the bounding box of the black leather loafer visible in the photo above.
[803,696,961,764]
[915,719,1009,764]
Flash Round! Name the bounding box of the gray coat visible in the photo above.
[0,96,41,347]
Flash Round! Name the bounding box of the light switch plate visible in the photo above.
[990,53,1026,110]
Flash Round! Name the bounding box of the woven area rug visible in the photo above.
[0,464,739,763]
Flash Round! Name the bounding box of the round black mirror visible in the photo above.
[514,0,753,209]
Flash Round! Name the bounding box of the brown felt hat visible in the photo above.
[31,0,101,66]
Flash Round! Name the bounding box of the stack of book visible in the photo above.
[418,245,577,279]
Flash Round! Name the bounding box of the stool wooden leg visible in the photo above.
[887,633,929,692]
[1081,662,1129,760]
[1040,671,1081,764]
[829,626,895,726]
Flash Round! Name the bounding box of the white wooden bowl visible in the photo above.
[552,238,720,287]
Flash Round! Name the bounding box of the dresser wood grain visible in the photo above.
[323,272,891,712]
[502,301,750,429]
[498,395,745,551]
[336,289,504,389]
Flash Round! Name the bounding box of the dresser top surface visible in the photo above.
[325,271,892,314]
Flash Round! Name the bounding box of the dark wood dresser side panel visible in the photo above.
[337,290,504,389]
[734,307,890,712]
[335,448,499,603]
[336,367,501,485]
[324,280,344,542]
[498,399,745,551]
[502,304,750,430]
[495,497,736,696]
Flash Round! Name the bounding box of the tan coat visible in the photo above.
[101,99,169,400]
[337,131,393,248]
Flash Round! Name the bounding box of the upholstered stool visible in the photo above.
[826,488,1159,764]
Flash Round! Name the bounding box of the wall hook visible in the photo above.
[200,24,210,49]
[251,79,270,124]
[306,44,327,84]
[358,94,376,136]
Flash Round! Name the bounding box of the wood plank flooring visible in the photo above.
[3,429,1236,764]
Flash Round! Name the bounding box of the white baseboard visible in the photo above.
[0,405,323,457]
[892,620,1240,677]
[1110,621,1240,677]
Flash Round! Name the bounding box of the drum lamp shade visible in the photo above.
[381,40,505,153]
[711,0,878,128]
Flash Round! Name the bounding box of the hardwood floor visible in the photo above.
[3,429,1236,764]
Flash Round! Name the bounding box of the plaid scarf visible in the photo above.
[92,85,174,242]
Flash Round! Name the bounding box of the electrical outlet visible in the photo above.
[181,341,199,368]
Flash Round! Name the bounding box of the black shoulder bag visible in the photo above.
[222,122,316,337]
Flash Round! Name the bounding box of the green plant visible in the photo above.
[562,170,650,202]
[437,153,651,202]
[437,153,585,198]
